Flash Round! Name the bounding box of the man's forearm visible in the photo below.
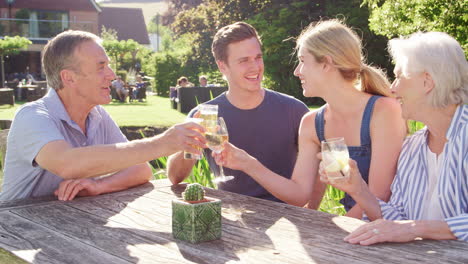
[167,151,196,185]
[95,163,152,194]
[49,134,173,179]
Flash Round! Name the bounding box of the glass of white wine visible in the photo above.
[321,137,350,181]
[205,117,234,183]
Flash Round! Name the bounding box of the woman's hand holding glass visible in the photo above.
[318,154,366,198]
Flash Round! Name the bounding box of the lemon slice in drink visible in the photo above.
[325,159,342,173]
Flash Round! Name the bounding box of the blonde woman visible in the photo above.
[214,19,407,218]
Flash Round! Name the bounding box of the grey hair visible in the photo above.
[389,32,468,107]
[42,30,102,90]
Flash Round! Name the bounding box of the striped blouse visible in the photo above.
[379,104,468,241]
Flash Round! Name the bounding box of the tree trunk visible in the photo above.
[1,55,5,88]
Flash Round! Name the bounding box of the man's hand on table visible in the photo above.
[54,178,101,201]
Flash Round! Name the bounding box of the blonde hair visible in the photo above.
[296,19,391,96]
[389,32,468,107]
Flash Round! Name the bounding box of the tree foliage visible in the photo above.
[364,0,467,55]
[0,36,31,85]
[156,0,393,103]
[162,0,204,26]
[247,1,325,102]
[0,36,31,57]
[100,25,152,74]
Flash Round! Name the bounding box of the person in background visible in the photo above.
[320,31,468,244]
[167,22,309,202]
[0,30,205,202]
[176,76,194,88]
[112,75,128,102]
[133,75,145,102]
[213,19,406,218]
[199,75,208,87]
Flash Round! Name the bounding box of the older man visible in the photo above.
[0,30,205,201]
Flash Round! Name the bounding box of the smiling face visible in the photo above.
[390,64,428,120]
[199,77,207,86]
[70,40,116,106]
[217,37,264,94]
[293,45,327,97]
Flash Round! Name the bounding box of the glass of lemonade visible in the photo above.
[183,117,204,160]
[321,137,350,181]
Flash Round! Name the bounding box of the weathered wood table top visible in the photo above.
[0,179,466,264]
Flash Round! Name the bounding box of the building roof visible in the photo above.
[98,7,149,45]
[0,0,101,12]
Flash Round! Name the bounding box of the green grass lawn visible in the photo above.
[0,95,187,127]
[1,95,318,126]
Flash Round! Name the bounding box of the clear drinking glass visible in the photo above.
[183,117,205,160]
[198,104,218,129]
[206,117,234,183]
[321,137,350,180]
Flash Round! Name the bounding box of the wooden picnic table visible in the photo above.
[0,179,466,263]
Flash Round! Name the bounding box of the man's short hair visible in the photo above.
[42,30,101,90]
[211,22,262,64]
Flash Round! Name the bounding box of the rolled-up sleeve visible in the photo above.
[445,214,468,241]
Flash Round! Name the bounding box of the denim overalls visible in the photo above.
[315,95,381,211]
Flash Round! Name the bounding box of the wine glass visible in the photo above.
[205,117,234,183]
[321,137,350,181]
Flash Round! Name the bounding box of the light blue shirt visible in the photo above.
[379,104,468,241]
[0,89,127,201]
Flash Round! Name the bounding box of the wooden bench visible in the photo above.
[0,88,14,106]
[177,86,228,113]
[26,87,47,102]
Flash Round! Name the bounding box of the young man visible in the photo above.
[167,22,309,202]
[0,30,205,202]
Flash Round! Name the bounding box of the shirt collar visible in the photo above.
[43,88,103,135]
[446,104,467,140]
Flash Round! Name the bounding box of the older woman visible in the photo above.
[321,32,468,245]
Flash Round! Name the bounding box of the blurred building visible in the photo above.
[98,7,150,47]
[0,0,149,80]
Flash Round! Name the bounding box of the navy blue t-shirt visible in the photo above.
[189,89,309,202]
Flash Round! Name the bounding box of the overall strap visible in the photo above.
[360,95,381,146]
[314,106,326,143]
